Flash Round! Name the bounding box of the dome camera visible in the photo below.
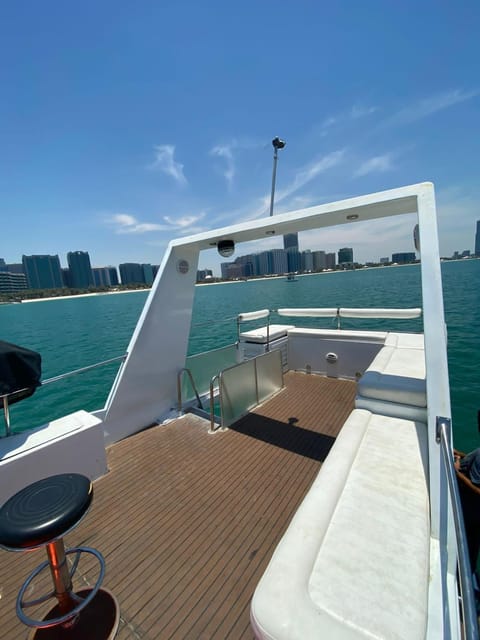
[217,239,235,258]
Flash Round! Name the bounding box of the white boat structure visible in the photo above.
[0,182,478,638]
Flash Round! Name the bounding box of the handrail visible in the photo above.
[177,368,204,413]
[41,354,127,386]
[1,354,127,438]
[209,374,220,433]
[436,416,479,640]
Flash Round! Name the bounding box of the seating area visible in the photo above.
[251,330,430,640]
[251,408,430,640]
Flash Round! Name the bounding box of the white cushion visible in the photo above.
[251,409,430,640]
[385,332,424,349]
[239,324,295,344]
[357,346,426,407]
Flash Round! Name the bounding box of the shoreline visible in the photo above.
[20,289,151,304]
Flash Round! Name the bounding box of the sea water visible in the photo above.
[0,260,478,450]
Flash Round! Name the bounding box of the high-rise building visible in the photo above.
[301,250,313,272]
[0,271,28,293]
[475,221,480,256]
[6,263,25,274]
[326,253,336,269]
[257,251,272,276]
[338,247,354,264]
[312,251,326,271]
[107,267,119,286]
[392,252,416,264]
[271,249,288,274]
[67,251,94,288]
[283,233,299,251]
[119,263,145,285]
[0,258,6,271]
[22,255,64,289]
[92,267,115,287]
[142,264,154,286]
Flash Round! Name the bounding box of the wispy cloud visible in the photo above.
[149,144,187,185]
[108,211,205,234]
[210,144,235,188]
[384,89,479,127]
[350,104,378,119]
[354,153,394,177]
[320,103,378,135]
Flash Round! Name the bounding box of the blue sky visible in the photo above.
[1,1,479,275]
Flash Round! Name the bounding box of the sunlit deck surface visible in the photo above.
[1,372,356,639]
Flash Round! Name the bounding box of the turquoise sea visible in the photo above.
[0,259,478,451]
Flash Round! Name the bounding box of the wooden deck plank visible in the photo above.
[0,372,355,639]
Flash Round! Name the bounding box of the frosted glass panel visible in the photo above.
[182,344,238,402]
[220,350,283,428]
[221,359,257,427]
[257,350,283,403]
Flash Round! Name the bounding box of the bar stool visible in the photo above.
[0,473,119,639]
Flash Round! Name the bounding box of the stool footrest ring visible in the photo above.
[17,546,105,629]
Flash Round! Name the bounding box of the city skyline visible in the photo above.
[0,4,479,273]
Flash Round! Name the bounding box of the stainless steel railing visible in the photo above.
[176,368,204,413]
[436,416,479,640]
[1,354,127,437]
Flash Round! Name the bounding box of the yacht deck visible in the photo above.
[1,372,356,639]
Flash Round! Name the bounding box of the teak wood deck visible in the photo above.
[1,372,356,639]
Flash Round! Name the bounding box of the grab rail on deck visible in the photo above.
[177,368,204,413]
[277,307,422,329]
[209,374,220,433]
[1,354,127,437]
[436,417,479,640]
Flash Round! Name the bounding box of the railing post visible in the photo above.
[2,395,11,437]
[436,416,479,640]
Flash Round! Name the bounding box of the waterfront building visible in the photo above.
[92,267,115,287]
[312,251,326,271]
[142,264,154,286]
[107,267,119,286]
[326,253,336,269]
[197,269,213,281]
[338,247,354,265]
[301,250,313,272]
[392,252,416,264]
[283,233,299,251]
[67,251,94,288]
[271,249,288,274]
[0,271,28,293]
[475,221,480,256]
[22,254,64,289]
[0,259,6,270]
[6,263,25,274]
[380,257,390,264]
[257,251,272,276]
[119,263,145,285]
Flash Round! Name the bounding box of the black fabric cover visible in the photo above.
[0,340,42,404]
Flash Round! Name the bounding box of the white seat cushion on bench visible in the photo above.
[385,332,424,349]
[251,409,430,640]
[239,324,295,344]
[357,346,426,407]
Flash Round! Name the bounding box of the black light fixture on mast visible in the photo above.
[269,136,286,216]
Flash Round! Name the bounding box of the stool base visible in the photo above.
[28,588,120,640]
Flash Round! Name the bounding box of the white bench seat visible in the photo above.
[251,409,430,640]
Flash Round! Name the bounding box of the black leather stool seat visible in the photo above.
[0,473,92,550]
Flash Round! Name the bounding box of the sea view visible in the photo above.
[0,259,478,451]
